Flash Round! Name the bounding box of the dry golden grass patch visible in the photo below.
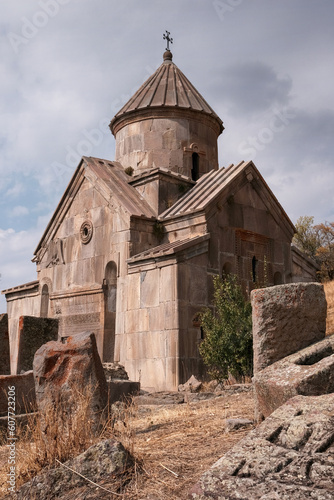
[0,390,254,499]
[324,280,334,336]
[0,382,102,497]
[113,390,255,499]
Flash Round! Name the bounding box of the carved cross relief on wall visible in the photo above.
[46,238,65,267]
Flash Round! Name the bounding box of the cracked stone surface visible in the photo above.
[251,283,327,374]
[254,334,334,420]
[189,393,334,499]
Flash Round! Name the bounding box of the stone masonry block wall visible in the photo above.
[251,282,327,374]
[124,262,178,391]
[17,316,59,374]
[0,314,10,374]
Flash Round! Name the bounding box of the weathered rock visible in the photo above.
[184,392,220,403]
[225,418,253,432]
[254,334,334,421]
[135,391,185,405]
[251,283,327,373]
[108,379,140,404]
[33,332,108,431]
[178,375,202,393]
[189,393,334,499]
[103,361,129,381]
[0,371,36,416]
[13,439,133,499]
[222,383,253,393]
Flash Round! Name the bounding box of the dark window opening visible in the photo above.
[191,153,199,181]
[252,256,257,283]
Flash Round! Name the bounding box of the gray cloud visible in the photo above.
[1,0,334,310]
[213,61,293,117]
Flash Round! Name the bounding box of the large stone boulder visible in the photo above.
[12,439,133,499]
[178,375,202,393]
[33,332,108,431]
[189,393,334,499]
[254,333,334,421]
[251,283,327,373]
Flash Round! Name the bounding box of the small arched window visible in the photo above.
[191,153,199,181]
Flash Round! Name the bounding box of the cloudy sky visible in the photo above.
[1,0,334,311]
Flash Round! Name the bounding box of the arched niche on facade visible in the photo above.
[103,261,117,362]
[274,271,283,285]
[222,261,232,277]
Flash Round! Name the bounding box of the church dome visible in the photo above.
[109,50,224,178]
[109,51,224,136]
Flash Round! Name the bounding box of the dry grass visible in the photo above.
[1,282,333,498]
[324,280,334,336]
[0,382,103,497]
[118,391,254,499]
[0,390,254,499]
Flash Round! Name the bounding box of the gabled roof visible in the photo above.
[159,160,295,237]
[127,234,210,265]
[2,280,39,296]
[34,157,156,257]
[83,157,156,217]
[110,50,224,134]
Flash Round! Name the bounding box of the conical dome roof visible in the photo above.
[110,51,224,135]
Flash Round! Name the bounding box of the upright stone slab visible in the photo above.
[0,314,10,374]
[17,316,59,373]
[33,332,108,431]
[189,393,334,499]
[251,283,327,374]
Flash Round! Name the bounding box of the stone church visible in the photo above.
[2,45,317,390]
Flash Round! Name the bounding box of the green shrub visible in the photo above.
[199,274,253,383]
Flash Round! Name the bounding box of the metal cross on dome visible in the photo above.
[163,30,173,51]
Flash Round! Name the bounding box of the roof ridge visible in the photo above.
[161,170,215,218]
[148,64,167,107]
[160,163,249,219]
[84,157,156,218]
[188,168,230,211]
